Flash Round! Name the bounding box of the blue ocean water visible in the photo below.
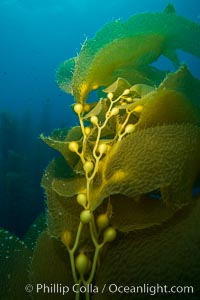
[0,0,200,236]
[0,0,200,123]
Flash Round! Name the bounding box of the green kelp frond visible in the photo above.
[73,33,165,102]
[59,4,200,103]
[0,228,32,299]
[103,77,131,96]
[158,64,200,109]
[124,5,200,58]
[40,126,82,170]
[23,213,46,250]
[41,160,83,241]
[56,57,76,94]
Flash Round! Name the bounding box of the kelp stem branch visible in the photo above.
[79,116,88,157]
[68,222,83,283]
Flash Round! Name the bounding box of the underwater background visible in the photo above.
[0,0,200,237]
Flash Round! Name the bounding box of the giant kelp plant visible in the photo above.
[1,4,200,300]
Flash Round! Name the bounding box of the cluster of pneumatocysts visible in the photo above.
[63,89,142,299]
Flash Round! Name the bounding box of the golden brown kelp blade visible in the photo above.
[29,231,74,300]
[114,65,167,87]
[94,197,200,300]
[90,124,200,211]
[71,4,200,102]
[130,89,200,130]
[109,194,176,232]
